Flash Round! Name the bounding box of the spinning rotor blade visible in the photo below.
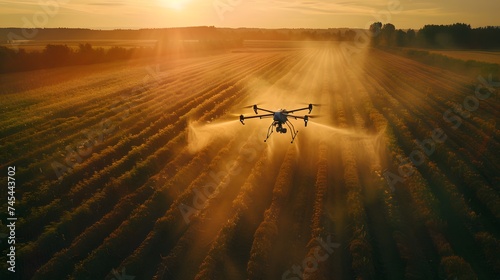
[288,115,307,120]
[241,104,274,114]
[287,106,313,114]
[299,103,326,113]
[254,106,274,114]
[299,102,325,107]
[306,114,323,118]
[287,114,323,127]
[287,107,310,114]
[242,104,259,109]
[287,102,326,114]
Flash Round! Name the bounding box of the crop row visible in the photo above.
[342,48,483,278]
[8,52,275,194]
[366,85,482,278]
[16,51,292,278]
[122,48,318,279]
[362,51,499,224]
[246,147,297,279]
[95,49,312,279]
[15,52,288,235]
[153,133,266,280]
[193,145,270,280]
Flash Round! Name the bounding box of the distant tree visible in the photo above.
[44,44,71,67]
[449,23,472,47]
[77,43,97,64]
[0,46,15,73]
[78,43,93,55]
[396,30,408,46]
[473,26,500,49]
[407,29,416,45]
[369,22,383,45]
[417,23,472,48]
[107,46,131,61]
[16,48,29,71]
[381,23,396,46]
[343,29,356,41]
[418,24,439,47]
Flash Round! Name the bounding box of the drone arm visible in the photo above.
[288,115,309,127]
[240,113,274,124]
[287,104,313,114]
[254,106,275,114]
[287,107,309,113]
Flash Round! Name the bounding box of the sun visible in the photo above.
[160,0,191,11]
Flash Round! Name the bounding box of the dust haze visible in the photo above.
[187,43,386,176]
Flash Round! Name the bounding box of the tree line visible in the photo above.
[0,43,152,73]
[0,39,242,74]
[2,24,498,74]
[369,22,500,49]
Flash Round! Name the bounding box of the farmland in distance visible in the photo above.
[0,41,499,279]
[427,49,500,65]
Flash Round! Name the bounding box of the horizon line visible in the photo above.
[1,24,499,32]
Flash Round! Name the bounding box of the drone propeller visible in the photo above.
[300,102,325,106]
[241,104,263,114]
[241,103,267,109]
[284,112,321,117]
[302,103,324,112]
[306,114,323,118]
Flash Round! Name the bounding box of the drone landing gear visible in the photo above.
[264,122,274,142]
[264,121,299,143]
[285,121,299,143]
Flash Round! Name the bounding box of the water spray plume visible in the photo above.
[308,122,380,140]
[187,119,240,153]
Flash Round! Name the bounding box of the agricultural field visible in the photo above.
[0,39,158,52]
[427,49,500,65]
[0,41,499,280]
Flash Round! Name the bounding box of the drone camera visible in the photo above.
[308,104,313,114]
[304,115,309,127]
[240,114,245,124]
[253,105,258,114]
[276,126,287,134]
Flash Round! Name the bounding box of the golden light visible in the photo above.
[159,0,192,11]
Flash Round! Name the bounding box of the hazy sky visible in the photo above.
[1,0,499,29]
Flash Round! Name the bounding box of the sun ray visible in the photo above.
[159,0,191,11]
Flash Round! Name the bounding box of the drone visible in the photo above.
[239,104,315,143]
